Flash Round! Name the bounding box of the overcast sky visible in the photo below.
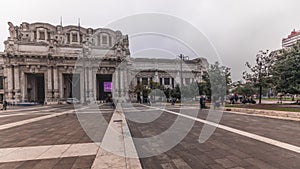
[1,0,300,81]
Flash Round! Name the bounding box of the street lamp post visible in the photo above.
[178,54,189,87]
[258,61,262,104]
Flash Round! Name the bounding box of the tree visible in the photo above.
[272,41,300,94]
[205,62,232,102]
[171,84,181,101]
[243,50,274,103]
[199,71,211,96]
[231,81,256,97]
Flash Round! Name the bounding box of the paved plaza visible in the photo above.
[0,104,298,168]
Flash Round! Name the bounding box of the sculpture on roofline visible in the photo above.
[8,22,17,39]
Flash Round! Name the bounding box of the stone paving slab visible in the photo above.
[0,114,93,148]
[92,104,142,169]
[0,109,74,131]
[0,114,46,125]
[228,107,300,120]
[168,108,300,147]
[0,143,99,163]
[127,105,300,169]
[0,155,95,169]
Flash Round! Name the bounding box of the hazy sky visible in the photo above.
[1,0,300,81]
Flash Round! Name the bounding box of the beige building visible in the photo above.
[0,22,208,104]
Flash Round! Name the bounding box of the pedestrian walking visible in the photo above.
[200,96,205,109]
[3,100,7,110]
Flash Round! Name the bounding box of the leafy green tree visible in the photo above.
[243,50,274,103]
[207,62,231,102]
[272,42,300,94]
[171,84,181,100]
[232,81,256,97]
[199,71,211,96]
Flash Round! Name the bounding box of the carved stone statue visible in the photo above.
[8,22,17,39]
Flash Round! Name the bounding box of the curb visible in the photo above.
[91,104,142,169]
[226,107,300,121]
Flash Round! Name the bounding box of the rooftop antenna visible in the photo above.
[78,18,80,31]
[60,16,63,27]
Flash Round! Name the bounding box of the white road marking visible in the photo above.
[0,107,64,118]
[0,107,87,131]
[145,105,300,154]
[0,106,51,113]
[0,142,100,163]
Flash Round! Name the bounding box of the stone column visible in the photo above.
[154,71,159,83]
[175,71,180,86]
[85,68,89,100]
[120,69,123,98]
[21,71,26,102]
[94,71,97,101]
[6,65,13,101]
[124,68,129,100]
[14,65,21,102]
[113,68,119,99]
[53,67,59,99]
[88,67,94,102]
[80,71,84,103]
[47,67,53,101]
[86,67,93,101]
[59,72,63,99]
[44,29,48,41]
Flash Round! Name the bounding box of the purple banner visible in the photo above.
[104,82,112,92]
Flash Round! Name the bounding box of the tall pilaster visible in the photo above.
[13,65,21,101]
[53,67,59,98]
[88,67,94,102]
[6,65,13,101]
[21,71,26,102]
[113,68,119,99]
[58,72,63,99]
[80,71,84,103]
[120,69,124,98]
[47,67,53,101]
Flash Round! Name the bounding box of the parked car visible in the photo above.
[66,98,80,104]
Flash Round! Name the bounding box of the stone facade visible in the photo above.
[0,22,208,104]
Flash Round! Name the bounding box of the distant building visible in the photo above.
[0,22,208,104]
[282,29,300,48]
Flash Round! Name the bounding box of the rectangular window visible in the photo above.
[102,35,108,44]
[39,31,45,40]
[164,78,170,85]
[172,78,175,88]
[34,31,37,40]
[160,78,163,85]
[137,78,140,84]
[142,78,148,85]
[0,77,3,90]
[80,34,83,43]
[66,33,70,43]
[185,78,190,85]
[47,32,50,41]
[72,33,78,42]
